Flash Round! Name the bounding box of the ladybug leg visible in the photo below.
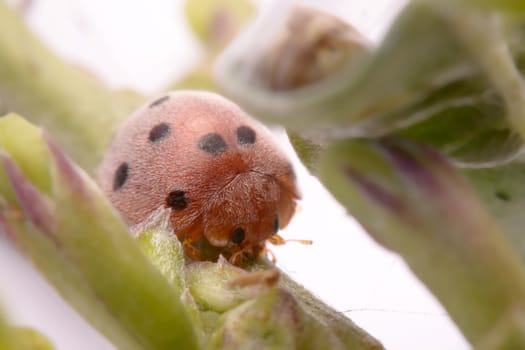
[176,221,204,261]
[227,269,280,289]
[182,241,202,261]
[229,244,261,266]
[230,251,245,266]
[229,244,249,266]
[263,247,277,264]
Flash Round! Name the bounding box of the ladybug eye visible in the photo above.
[273,218,280,233]
[231,227,245,244]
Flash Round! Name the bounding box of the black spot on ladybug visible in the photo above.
[149,123,171,142]
[236,126,256,146]
[113,162,129,191]
[495,190,511,202]
[149,95,170,108]
[273,218,280,233]
[198,133,228,155]
[166,190,188,210]
[231,227,245,244]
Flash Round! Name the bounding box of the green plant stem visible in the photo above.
[0,1,142,173]
[0,116,200,350]
[444,8,525,142]
[321,138,525,346]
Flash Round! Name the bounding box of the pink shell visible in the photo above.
[98,91,299,260]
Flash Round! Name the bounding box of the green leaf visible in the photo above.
[393,89,523,167]
[186,260,248,313]
[286,131,322,173]
[215,3,525,347]
[0,2,142,173]
[463,160,525,261]
[0,308,11,350]
[208,289,345,350]
[217,2,525,166]
[216,2,474,129]
[319,138,525,346]
[475,306,525,350]
[134,207,187,293]
[0,114,51,203]
[185,256,385,349]
[11,327,55,350]
[277,270,384,350]
[0,307,55,350]
[436,0,525,12]
[0,116,200,350]
[184,0,254,50]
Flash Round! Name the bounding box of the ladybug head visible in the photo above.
[201,171,298,261]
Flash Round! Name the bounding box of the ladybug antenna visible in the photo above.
[267,234,313,246]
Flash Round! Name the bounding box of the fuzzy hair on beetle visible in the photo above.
[98,91,303,265]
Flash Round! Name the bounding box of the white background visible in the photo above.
[0,1,471,349]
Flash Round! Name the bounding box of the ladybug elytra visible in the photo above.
[98,91,301,265]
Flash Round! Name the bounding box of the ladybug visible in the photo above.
[98,91,301,265]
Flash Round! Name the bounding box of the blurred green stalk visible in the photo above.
[0,115,200,350]
[0,1,142,173]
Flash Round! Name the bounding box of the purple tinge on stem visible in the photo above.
[377,139,444,194]
[43,132,88,199]
[342,164,406,216]
[1,153,57,237]
[0,211,18,244]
